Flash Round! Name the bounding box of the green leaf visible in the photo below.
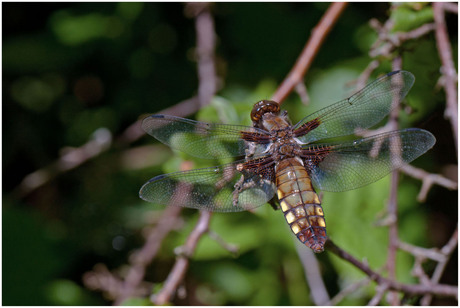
[45,279,98,305]
[120,297,152,306]
[391,4,434,32]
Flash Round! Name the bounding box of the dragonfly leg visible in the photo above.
[269,198,280,211]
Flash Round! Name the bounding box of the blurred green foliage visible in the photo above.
[390,3,434,32]
[3,2,457,306]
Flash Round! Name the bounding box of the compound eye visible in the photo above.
[250,100,280,122]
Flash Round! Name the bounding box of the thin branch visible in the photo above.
[83,263,151,301]
[398,23,435,41]
[14,128,112,197]
[208,230,239,256]
[400,164,457,202]
[384,57,403,306]
[433,2,458,154]
[152,211,212,305]
[325,240,458,298]
[411,256,432,285]
[420,226,458,305]
[355,60,380,92]
[443,2,458,14]
[114,206,183,305]
[386,169,400,305]
[271,2,348,103]
[295,241,330,305]
[367,282,389,306]
[185,2,218,107]
[294,82,310,105]
[326,277,372,305]
[397,241,446,263]
[357,127,457,202]
[119,96,201,146]
[369,19,435,59]
[15,95,202,198]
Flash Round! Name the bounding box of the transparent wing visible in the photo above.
[303,128,436,192]
[139,158,277,212]
[142,115,270,159]
[294,71,415,143]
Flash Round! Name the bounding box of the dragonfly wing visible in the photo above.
[294,71,415,143]
[139,158,277,212]
[302,129,436,192]
[142,115,270,159]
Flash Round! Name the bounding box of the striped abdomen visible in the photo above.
[275,158,327,253]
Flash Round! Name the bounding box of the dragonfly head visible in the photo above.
[251,100,281,127]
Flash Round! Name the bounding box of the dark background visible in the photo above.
[3,3,457,305]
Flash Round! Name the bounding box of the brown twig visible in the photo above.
[400,164,457,202]
[397,241,446,263]
[433,2,458,154]
[354,131,457,202]
[114,206,183,305]
[119,96,201,146]
[185,2,218,107]
[83,263,151,301]
[152,211,212,305]
[208,230,239,256]
[398,22,436,41]
[294,82,310,105]
[396,226,458,304]
[325,240,458,298]
[271,2,348,104]
[326,277,372,305]
[386,169,400,305]
[420,226,458,305]
[443,2,458,14]
[294,241,329,305]
[367,282,389,306]
[383,57,403,306]
[355,60,380,92]
[15,95,202,198]
[369,19,435,59]
[411,256,432,286]
[14,128,112,197]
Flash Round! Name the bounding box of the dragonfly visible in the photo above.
[139,70,436,253]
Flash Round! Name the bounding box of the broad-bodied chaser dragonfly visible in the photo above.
[139,71,435,253]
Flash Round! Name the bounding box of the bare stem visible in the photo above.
[271,2,348,103]
[400,164,457,202]
[420,227,458,305]
[114,206,183,305]
[325,240,458,299]
[433,2,458,154]
[367,282,389,306]
[186,2,218,107]
[152,211,212,305]
[326,277,372,305]
[295,242,330,305]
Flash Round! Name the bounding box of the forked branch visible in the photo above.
[152,211,212,305]
[325,240,458,299]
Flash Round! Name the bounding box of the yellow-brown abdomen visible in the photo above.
[275,158,327,252]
